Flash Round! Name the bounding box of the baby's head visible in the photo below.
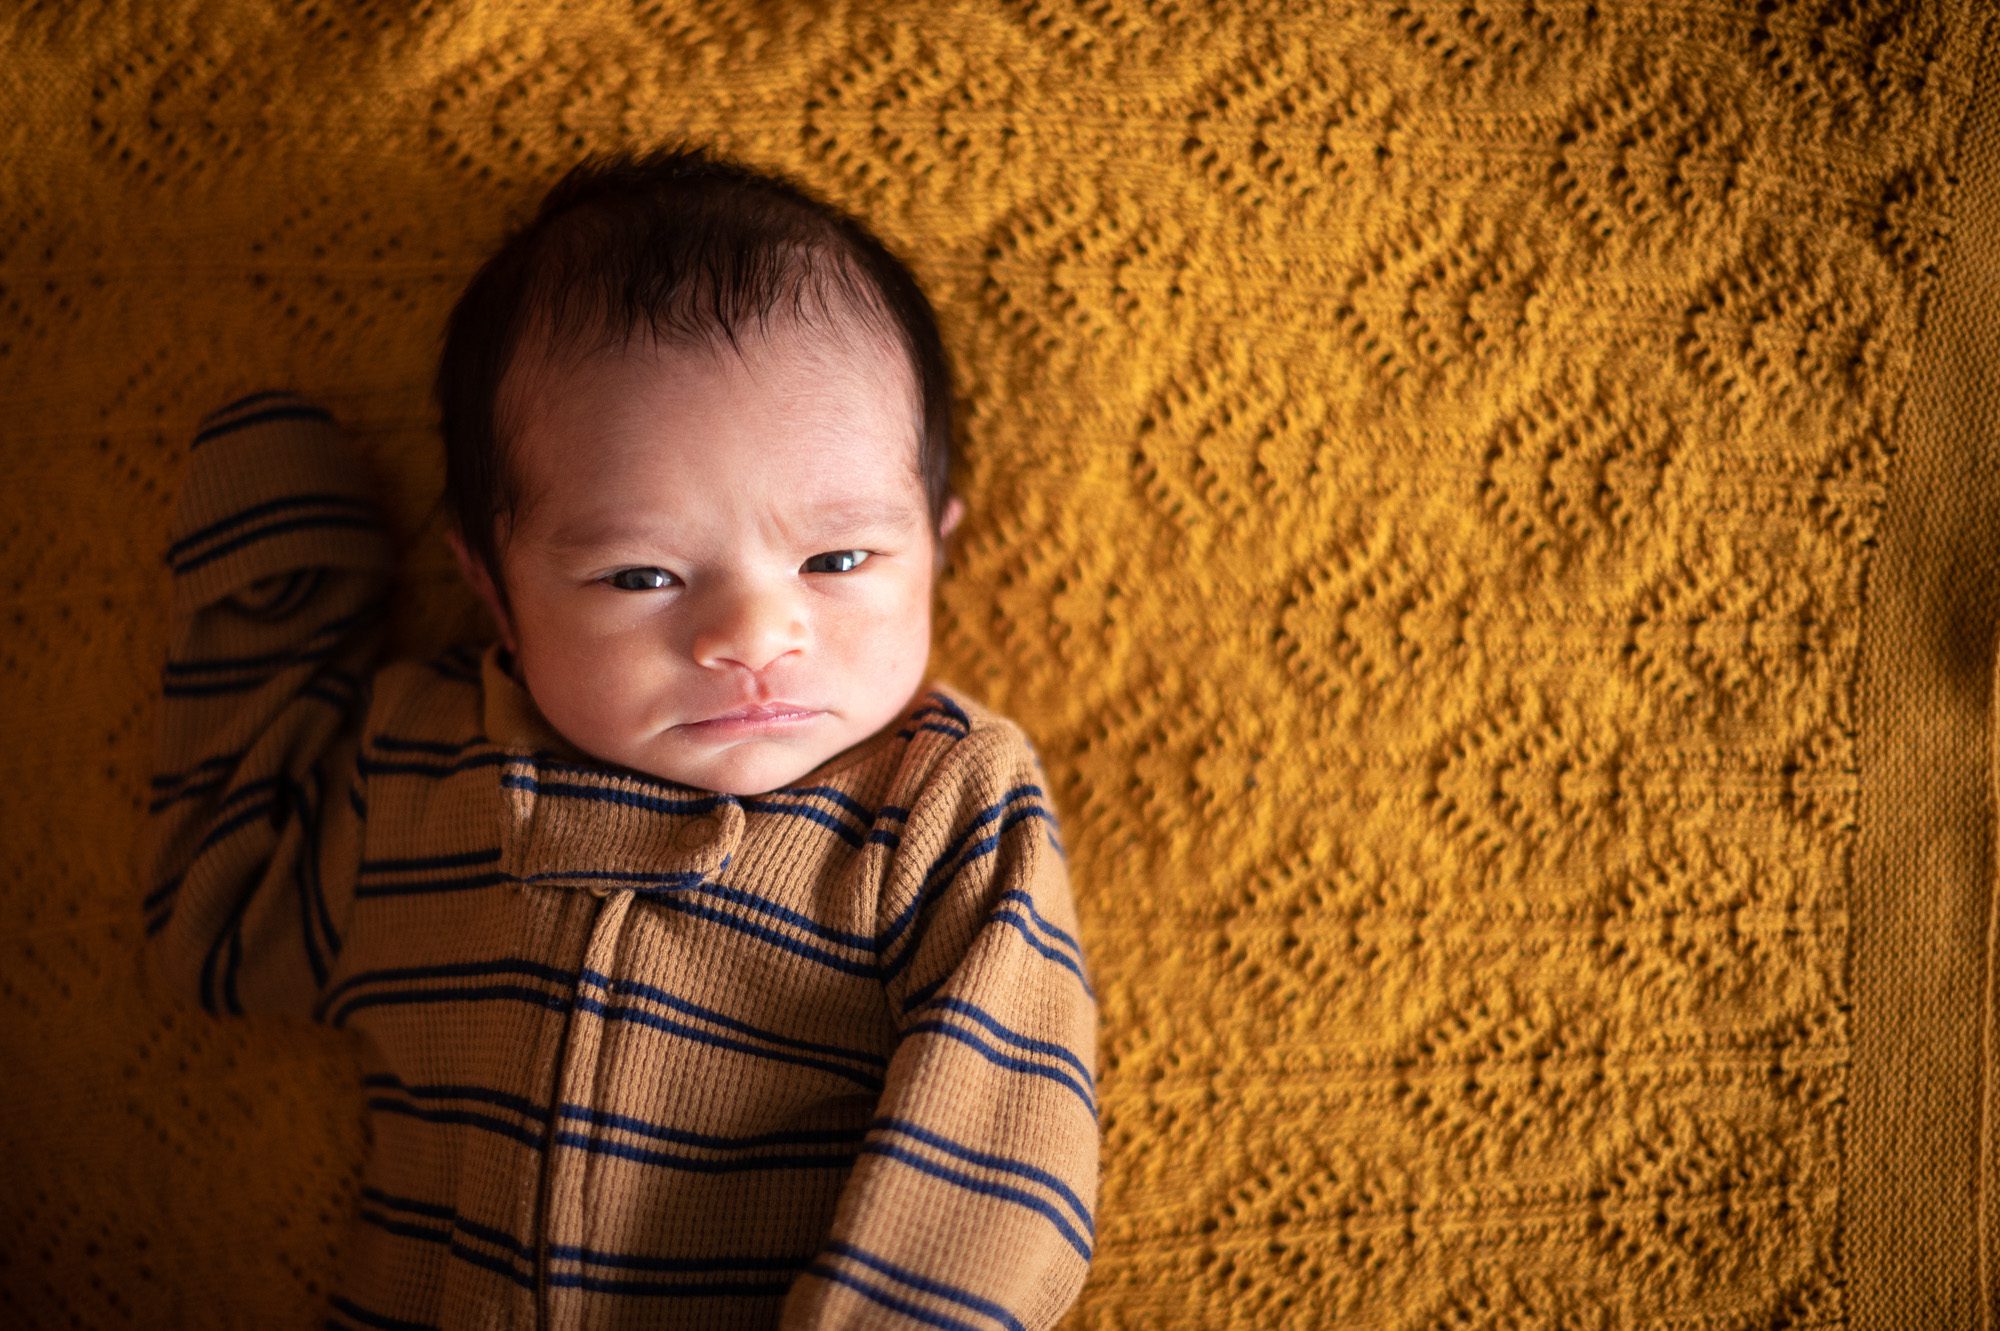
[435,145,965,797]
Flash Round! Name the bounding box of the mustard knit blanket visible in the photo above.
[4,3,1998,1326]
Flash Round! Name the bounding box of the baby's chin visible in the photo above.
[623,734,848,797]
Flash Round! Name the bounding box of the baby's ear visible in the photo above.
[447,528,517,654]
[932,496,966,575]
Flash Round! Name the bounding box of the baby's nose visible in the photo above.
[689,585,807,674]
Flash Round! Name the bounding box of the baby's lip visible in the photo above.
[685,702,820,725]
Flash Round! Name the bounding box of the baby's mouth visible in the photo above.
[675,703,823,733]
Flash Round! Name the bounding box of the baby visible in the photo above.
[143,144,1099,1331]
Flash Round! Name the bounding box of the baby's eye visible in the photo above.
[802,550,870,574]
[604,567,677,592]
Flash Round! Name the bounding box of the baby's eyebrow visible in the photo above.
[799,496,924,532]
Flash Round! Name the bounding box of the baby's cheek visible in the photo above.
[538,626,648,736]
[826,596,926,684]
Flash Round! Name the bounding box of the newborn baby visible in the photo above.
[143,144,1100,1331]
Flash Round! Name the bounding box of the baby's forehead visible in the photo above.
[504,322,928,531]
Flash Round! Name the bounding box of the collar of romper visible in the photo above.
[478,641,592,762]
[476,639,745,883]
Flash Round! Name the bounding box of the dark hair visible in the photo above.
[434,143,956,609]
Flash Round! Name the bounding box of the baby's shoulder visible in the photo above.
[355,643,487,745]
[881,682,1047,809]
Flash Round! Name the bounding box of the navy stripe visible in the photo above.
[365,743,910,851]
[151,750,242,789]
[163,638,340,681]
[358,749,513,779]
[545,1242,803,1275]
[759,784,876,822]
[874,1116,1094,1239]
[356,870,510,899]
[316,956,577,1021]
[192,402,334,448]
[570,990,882,1092]
[353,1206,452,1247]
[880,788,1052,960]
[631,889,881,981]
[900,1011,1095,1115]
[363,1075,548,1124]
[172,512,382,574]
[338,983,884,1087]
[326,1293,438,1331]
[501,772,729,816]
[525,867,706,890]
[802,1246,1011,1331]
[555,1101,866,1152]
[359,1187,535,1293]
[143,872,181,915]
[897,721,971,741]
[164,612,366,675]
[277,774,330,988]
[904,880,1089,1001]
[357,1187,543,1296]
[200,389,303,423]
[436,1236,536,1290]
[668,878,874,949]
[892,853,1093,1004]
[917,993,1093,1093]
[323,968,886,1095]
[191,783,279,855]
[331,981,573,1027]
[361,848,502,872]
[912,787,1047,911]
[362,1074,873,1167]
[741,797,866,847]
[188,782,303,1015]
[148,773,227,814]
[927,692,972,729]
[860,1136,1091,1259]
[578,967,886,1068]
[360,1186,455,1224]
[825,1238,1027,1331]
[167,493,374,564]
[304,767,344,964]
[543,1269,793,1297]
[993,882,1081,956]
[548,1124,860,1174]
[366,1096,547,1150]
[356,1187,808,1296]
[386,756,893,853]
[902,706,968,733]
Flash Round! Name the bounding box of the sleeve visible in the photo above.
[139,390,396,1023]
[780,722,1101,1331]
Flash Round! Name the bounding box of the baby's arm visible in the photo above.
[141,392,394,1020]
[781,722,1101,1330]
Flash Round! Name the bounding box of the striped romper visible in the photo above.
[143,392,1101,1330]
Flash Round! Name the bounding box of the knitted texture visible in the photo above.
[3,2,1998,1327]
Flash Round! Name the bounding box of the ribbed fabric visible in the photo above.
[141,393,1101,1331]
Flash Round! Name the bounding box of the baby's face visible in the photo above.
[460,322,956,796]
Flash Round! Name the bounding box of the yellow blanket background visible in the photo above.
[4,3,1998,1325]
